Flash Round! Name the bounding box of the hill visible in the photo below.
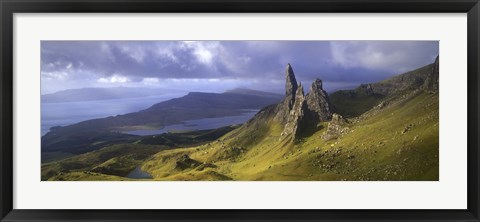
[41,90,283,154]
[41,126,239,180]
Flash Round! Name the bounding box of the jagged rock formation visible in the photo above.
[423,55,439,93]
[252,56,438,142]
[282,83,307,137]
[274,64,298,124]
[322,113,349,141]
[305,79,334,122]
[285,63,298,109]
[275,64,334,140]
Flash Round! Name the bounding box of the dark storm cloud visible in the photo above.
[41,41,217,80]
[41,40,439,93]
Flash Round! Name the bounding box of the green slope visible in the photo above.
[140,91,438,181]
[41,126,239,181]
[41,144,165,181]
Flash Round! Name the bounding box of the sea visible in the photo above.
[41,93,186,136]
[125,110,258,136]
[41,93,258,136]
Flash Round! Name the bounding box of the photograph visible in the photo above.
[2,0,478,220]
[40,40,439,181]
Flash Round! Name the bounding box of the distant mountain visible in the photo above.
[224,88,282,97]
[41,90,283,153]
[42,87,179,103]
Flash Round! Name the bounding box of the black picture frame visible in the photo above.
[1,0,479,221]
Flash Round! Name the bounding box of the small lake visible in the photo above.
[126,110,259,136]
[126,166,153,179]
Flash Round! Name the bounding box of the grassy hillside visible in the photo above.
[140,91,438,181]
[41,126,238,180]
[330,89,384,118]
[41,144,165,180]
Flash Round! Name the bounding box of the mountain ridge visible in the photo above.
[330,56,439,117]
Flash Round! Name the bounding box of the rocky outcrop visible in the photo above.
[322,113,349,141]
[305,79,334,122]
[423,55,439,93]
[274,64,300,124]
[282,83,307,137]
[285,63,298,106]
[277,64,334,140]
[365,84,374,96]
[174,154,201,170]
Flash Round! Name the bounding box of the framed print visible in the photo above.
[1,0,479,221]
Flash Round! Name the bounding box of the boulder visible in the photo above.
[322,113,349,141]
[174,154,201,170]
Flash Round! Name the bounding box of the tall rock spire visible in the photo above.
[275,63,298,124]
[282,82,306,137]
[285,63,298,97]
[305,78,334,122]
[284,63,299,111]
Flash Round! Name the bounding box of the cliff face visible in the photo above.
[423,55,439,93]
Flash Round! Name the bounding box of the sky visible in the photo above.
[41,41,439,95]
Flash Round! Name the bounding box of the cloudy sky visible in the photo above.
[41,41,439,94]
